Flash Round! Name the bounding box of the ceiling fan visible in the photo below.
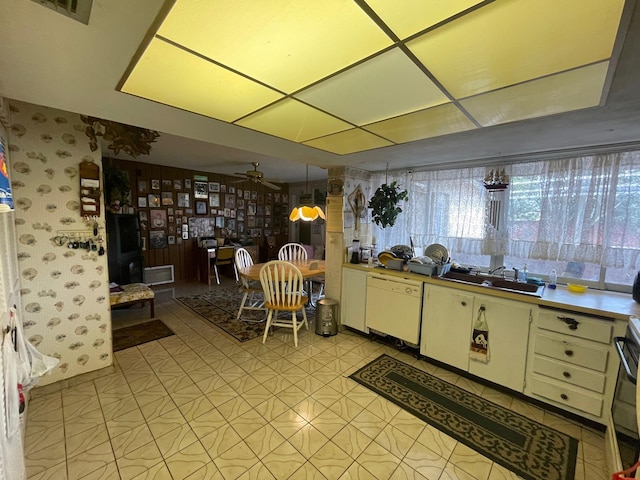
[232,162,282,191]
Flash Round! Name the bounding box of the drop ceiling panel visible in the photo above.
[303,128,393,155]
[408,0,625,98]
[366,0,484,39]
[296,48,449,126]
[364,103,477,143]
[236,98,353,143]
[158,0,393,93]
[121,39,283,122]
[460,62,610,127]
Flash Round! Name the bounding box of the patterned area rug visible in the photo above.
[350,354,578,480]
[176,285,316,343]
[113,319,174,352]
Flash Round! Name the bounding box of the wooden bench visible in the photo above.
[110,283,155,318]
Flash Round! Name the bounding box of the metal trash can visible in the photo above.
[316,298,339,336]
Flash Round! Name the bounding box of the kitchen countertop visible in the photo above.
[345,263,640,321]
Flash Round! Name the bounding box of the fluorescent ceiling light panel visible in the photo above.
[121,39,283,122]
[303,129,393,155]
[366,0,484,39]
[460,62,610,127]
[236,98,352,143]
[408,0,625,98]
[120,0,627,155]
[296,48,449,126]
[364,103,477,143]
[158,0,393,93]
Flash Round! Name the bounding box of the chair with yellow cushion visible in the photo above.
[211,246,238,285]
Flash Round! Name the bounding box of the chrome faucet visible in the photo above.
[488,265,506,276]
[512,267,520,281]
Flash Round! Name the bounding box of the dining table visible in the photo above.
[238,259,325,281]
[237,259,325,306]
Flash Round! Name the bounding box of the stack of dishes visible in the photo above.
[377,251,397,267]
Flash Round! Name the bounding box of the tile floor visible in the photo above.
[24,280,610,480]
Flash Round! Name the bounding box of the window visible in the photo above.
[370,150,640,291]
[506,152,640,288]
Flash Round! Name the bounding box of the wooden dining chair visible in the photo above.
[234,247,265,321]
[259,260,308,347]
[277,242,308,297]
[278,243,308,261]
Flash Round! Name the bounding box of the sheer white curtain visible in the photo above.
[507,151,640,269]
[371,167,487,256]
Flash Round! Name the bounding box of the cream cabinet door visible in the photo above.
[340,267,368,333]
[468,294,533,392]
[421,285,474,371]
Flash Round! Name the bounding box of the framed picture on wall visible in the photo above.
[177,192,190,207]
[196,201,207,214]
[161,192,174,206]
[224,194,236,209]
[138,180,147,193]
[139,210,148,222]
[150,210,167,228]
[151,179,160,190]
[184,179,191,189]
[138,197,147,208]
[173,179,182,190]
[194,181,208,199]
[148,193,160,208]
[149,230,167,249]
[209,193,220,208]
[168,235,176,245]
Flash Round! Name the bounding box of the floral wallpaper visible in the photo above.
[7,100,111,386]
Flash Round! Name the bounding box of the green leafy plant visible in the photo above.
[368,181,408,228]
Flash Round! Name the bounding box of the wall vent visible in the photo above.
[31,0,93,25]
[144,265,174,286]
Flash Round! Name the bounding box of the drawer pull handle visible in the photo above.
[563,371,571,378]
[461,301,467,306]
[560,394,568,401]
[564,349,574,357]
[558,316,579,330]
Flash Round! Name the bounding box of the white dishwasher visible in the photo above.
[365,272,423,345]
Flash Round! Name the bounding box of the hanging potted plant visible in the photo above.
[103,165,131,212]
[368,180,408,228]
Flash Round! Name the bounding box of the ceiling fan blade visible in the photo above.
[230,177,248,184]
[261,180,282,191]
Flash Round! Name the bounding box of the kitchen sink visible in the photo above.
[439,271,544,296]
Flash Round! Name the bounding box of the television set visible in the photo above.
[106,213,143,284]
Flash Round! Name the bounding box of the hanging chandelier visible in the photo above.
[289,165,325,222]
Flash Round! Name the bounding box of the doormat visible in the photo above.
[176,285,316,343]
[349,354,578,480]
[113,319,174,352]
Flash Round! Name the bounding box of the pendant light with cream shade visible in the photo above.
[289,165,325,222]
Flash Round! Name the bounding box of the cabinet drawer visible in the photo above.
[531,355,606,393]
[533,333,609,372]
[538,308,613,344]
[529,375,603,417]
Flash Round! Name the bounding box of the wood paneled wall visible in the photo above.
[105,158,290,283]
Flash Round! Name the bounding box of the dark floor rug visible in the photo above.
[113,319,174,351]
[176,284,317,343]
[350,354,578,480]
